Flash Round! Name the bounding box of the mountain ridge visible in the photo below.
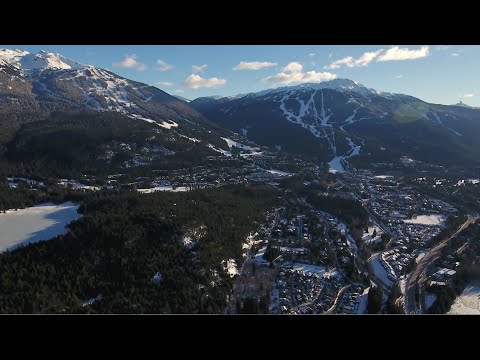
[191,79,480,171]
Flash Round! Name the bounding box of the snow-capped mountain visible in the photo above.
[191,79,480,170]
[0,49,207,130]
[0,49,84,72]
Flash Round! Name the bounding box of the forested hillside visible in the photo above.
[0,186,279,313]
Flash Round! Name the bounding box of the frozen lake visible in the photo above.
[0,202,81,252]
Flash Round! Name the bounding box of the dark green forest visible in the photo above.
[0,111,231,179]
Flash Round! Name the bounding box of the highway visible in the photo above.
[404,215,477,314]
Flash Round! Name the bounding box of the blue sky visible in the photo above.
[4,45,479,105]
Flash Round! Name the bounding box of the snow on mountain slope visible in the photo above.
[0,49,84,72]
[192,78,480,170]
[234,79,397,101]
[0,48,213,132]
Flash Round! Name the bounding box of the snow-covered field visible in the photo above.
[403,214,445,226]
[0,202,81,252]
[448,284,480,315]
[356,288,369,314]
[361,225,383,244]
[328,156,346,174]
[137,186,189,193]
[369,254,394,287]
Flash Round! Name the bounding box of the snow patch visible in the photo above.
[448,127,462,136]
[356,288,369,314]
[328,156,347,174]
[369,254,394,287]
[179,134,200,143]
[222,259,239,278]
[137,186,189,193]
[448,284,480,315]
[158,120,179,129]
[403,214,445,226]
[266,169,291,176]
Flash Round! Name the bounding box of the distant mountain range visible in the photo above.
[1,48,480,173]
[191,79,480,171]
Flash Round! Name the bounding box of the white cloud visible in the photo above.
[282,62,303,72]
[233,61,277,71]
[113,54,147,71]
[395,74,403,79]
[156,59,174,71]
[263,62,336,85]
[463,93,474,98]
[308,52,316,58]
[451,53,460,57]
[328,53,333,59]
[183,74,226,89]
[156,81,173,87]
[435,45,451,51]
[175,89,185,94]
[325,50,383,69]
[192,64,207,73]
[377,46,429,62]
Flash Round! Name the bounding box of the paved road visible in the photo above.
[404,215,477,314]
[325,285,351,314]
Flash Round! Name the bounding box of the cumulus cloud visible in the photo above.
[326,47,429,69]
[435,45,451,51]
[451,53,460,57]
[175,89,185,93]
[156,59,174,71]
[395,74,403,79]
[377,46,429,62]
[282,62,303,72]
[325,50,383,69]
[463,93,474,98]
[113,54,147,71]
[308,52,316,58]
[183,74,226,89]
[263,62,336,85]
[156,81,173,87]
[192,64,207,73]
[233,61,277,71]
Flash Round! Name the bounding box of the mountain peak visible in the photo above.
[250,78,374,99]
[454,101,473,108]
[0,48,84,72]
